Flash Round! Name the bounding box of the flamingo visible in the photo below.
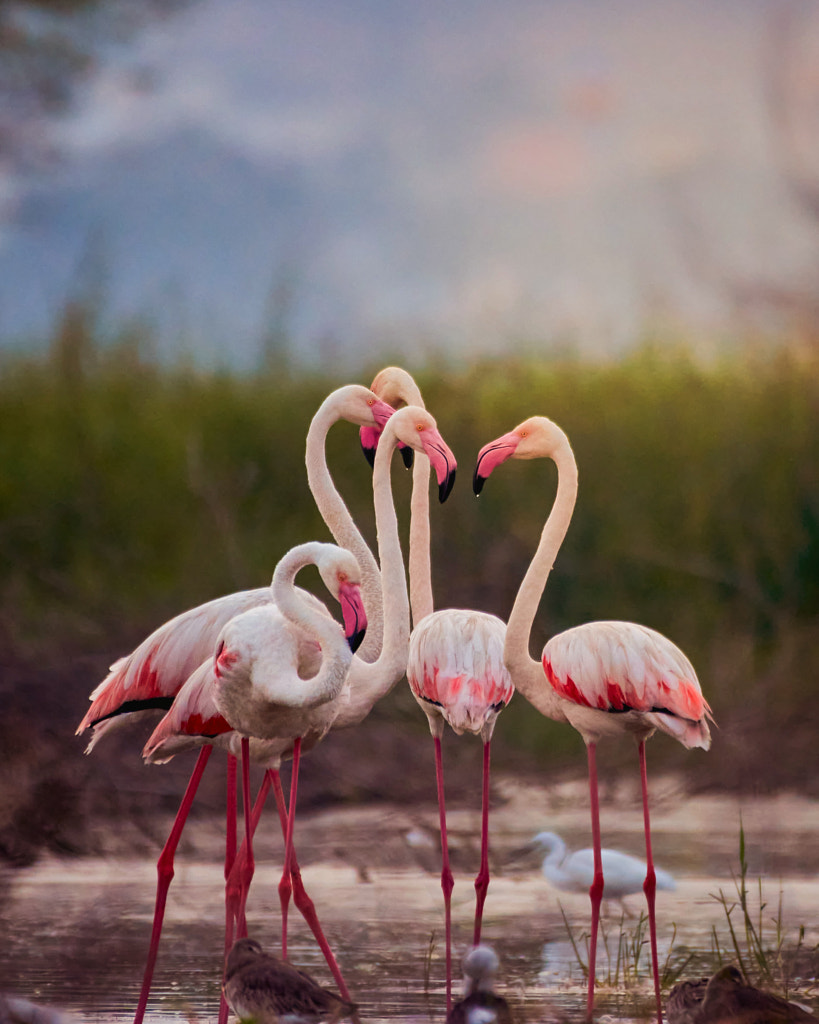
[132,541,367,1022]
[366,370,513,1012]
[143,405,455,1015]
[528,830,675,910]
[223,938,357,1024]
[446,946,513,1024]
[473,415,713,1024]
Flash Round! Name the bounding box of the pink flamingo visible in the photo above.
[474,415,713,1024]
[367,370,513,1013]
[143,404,455,1019]
[136,540,367,1023]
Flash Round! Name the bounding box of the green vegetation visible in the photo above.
[2,313,819,858]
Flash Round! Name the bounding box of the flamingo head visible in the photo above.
[385,405,457,503]
[361,369,422,469]
[473,416,569,494]
[314,544,368,653]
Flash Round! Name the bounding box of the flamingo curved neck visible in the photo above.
[305,389,383,663]
[504,440,578,718]
[269,544,352,707]
[372,369,432,627]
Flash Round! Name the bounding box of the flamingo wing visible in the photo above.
[544,621,712,719]
[142,659,233,764]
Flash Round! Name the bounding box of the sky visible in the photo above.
[2,0,819,369]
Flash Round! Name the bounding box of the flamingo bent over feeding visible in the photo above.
[474,415,713,1024]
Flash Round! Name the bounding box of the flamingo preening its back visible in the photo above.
[474,415,713,1024]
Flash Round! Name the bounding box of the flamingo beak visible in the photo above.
[360,425,379,468]
[473,432,521,495]
[339,583,367,653]
[420,429,457,504]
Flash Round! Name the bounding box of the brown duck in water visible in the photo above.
[223,938,357,1023]
[445,946,512,1024]
[668,966,817,1024]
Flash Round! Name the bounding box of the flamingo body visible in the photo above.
[542,621,712,749]
[532,830,675,899]
[408,609,513,740]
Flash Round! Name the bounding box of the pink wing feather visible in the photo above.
[542,621,713,745]
[77,587,274,735]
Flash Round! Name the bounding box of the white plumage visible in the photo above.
[532,830,675,901]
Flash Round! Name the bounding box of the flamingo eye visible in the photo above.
[337,571,348,583]
[367,397,375,406]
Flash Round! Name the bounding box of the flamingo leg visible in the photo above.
[472,740,491,945]
[235,736,254,939]
[133,744,213,1024]
[586,740,604,1022]
[638,740,663,1024]
[433,734,454,1014]
[279,737,302,959]
[268,771,352,1002]
[225,769,273,929]
[218,753,239,1024]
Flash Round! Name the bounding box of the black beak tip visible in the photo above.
[438,467,457,504]
[400,446,414,470]
[472,471,486,496]
[361,443,376,470]
[348,627,366,654]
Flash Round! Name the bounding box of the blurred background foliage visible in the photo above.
[2,306,819,865]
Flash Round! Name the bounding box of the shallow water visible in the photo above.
[2,778,818,1022]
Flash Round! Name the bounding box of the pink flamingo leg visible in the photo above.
[218,753,240,1024]
[225,769,273,929]
[638,740,663,1024]
[235,737,254,938]
[433,735,454,1014]
[133,744,213,1024]
[472,740,491,945]
[279,737,302,959]
[268,771,352,1001]
[586,741,604,1022]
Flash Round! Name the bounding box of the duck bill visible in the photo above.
[473,431,521,494]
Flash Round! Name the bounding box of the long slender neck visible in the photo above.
[408,451,433,625]
[332,429,410,727]
[504,441,578,718]
[271,545,351,706]
[305,395,383,662]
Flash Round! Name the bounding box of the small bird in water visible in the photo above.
[446,945,512,1024]
[528,830,675,910]
[223,938,357,1023]
[667,965,818,1024]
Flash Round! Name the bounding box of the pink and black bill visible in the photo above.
[339,583,367,653]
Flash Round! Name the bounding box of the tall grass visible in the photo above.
[2,316,819,838]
